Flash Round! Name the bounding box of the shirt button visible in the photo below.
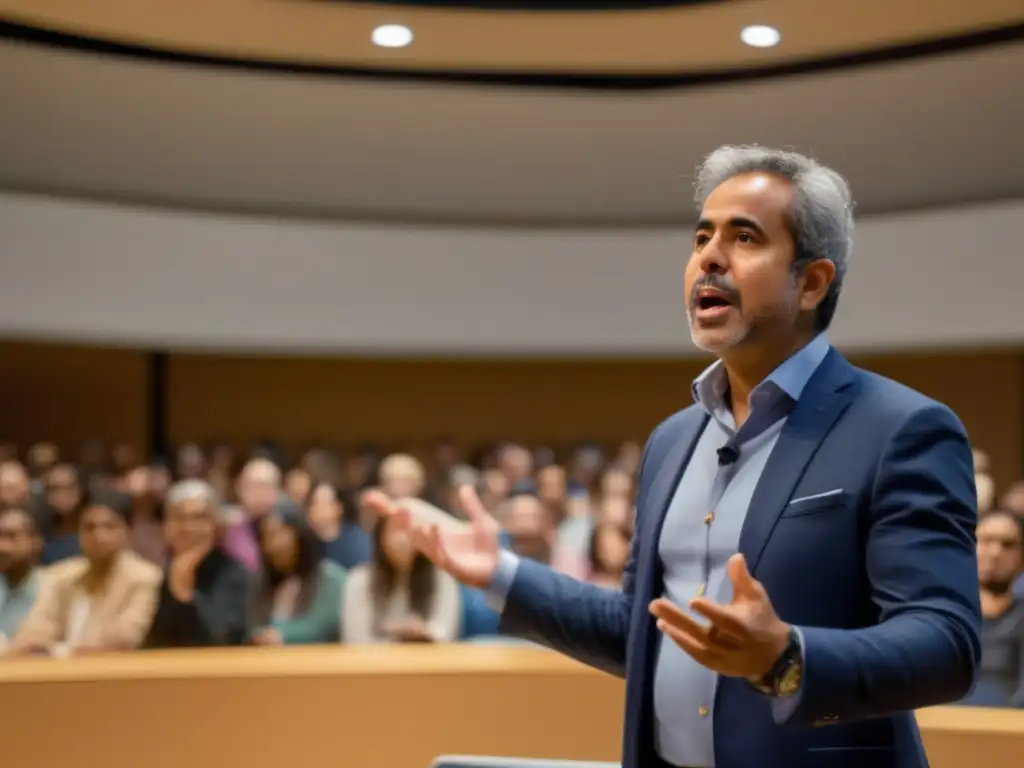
[697,584,706,597]
[698,705,710,717]
[703,512,714,525]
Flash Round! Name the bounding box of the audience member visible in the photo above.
[378,453,426,500]
[144,480,249,648]
[1003,482,1024,519]
[124,464,167,567]
[0,506,43,642]
[222,458,281,571]
[587,519,631,590]
[305,481,371,569]
[966,510,1024,707]
[39,463,85,565]
[4,491,160,657]
[249,512,345,645]
[497,443,534,495]
[342,500,459,644]
[0,460,31,510]
[284,467,312,506]
[975,449,997,515]
[503,494,556,566]
[25,442,59,494]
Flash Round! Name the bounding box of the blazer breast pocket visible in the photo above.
[780,490,849,518]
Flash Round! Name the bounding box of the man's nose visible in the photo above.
[697,235,729,275]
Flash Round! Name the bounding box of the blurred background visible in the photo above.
[1,0,1023,766]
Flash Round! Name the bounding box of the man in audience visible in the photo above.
[973,448,996,515]
[966,510,1024,706]
[497,443,534,495]
[222,457,281,571]
[0,506,43,643]
[39,463,85,564]
[144,480,249,647]
[4,491,160,656]
[503,494,556,567]
[379,453,426,500]
[0,460,31,511]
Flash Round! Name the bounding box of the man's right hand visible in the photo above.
[168,545,210,603]
[363,486,501,590]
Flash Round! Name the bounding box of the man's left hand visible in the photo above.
[650,553,790,679]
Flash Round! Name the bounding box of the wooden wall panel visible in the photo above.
[167,349,1023,491]
[0,341,149,456]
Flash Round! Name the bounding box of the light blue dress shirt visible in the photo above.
[488,334,831,768]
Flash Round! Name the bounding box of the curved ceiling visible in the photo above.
[1,0,1022,78]
[0,2,1022,225]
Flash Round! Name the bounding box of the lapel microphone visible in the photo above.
[717,443,740,467]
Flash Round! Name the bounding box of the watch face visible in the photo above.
[778,663,802,696]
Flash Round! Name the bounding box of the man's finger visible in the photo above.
[727,553,761,599]
[689,598,749,639]
[457,485,493,526]
[362,490,396,516]
[649,598,712,640]
[411,524,446,567]
[655,619,728,670]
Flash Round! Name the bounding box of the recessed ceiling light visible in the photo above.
[740,25,781,49]
[372,24,414,49]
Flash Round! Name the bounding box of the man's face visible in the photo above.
[685,172,831,355]
[164,498,217,555]
[79,505,126,564]
[45,465,82,516]
[0,461,30,508]
[977,515,1024,594]
[0,510,40,574]
[236,465,280,518]
[505,497,552,563]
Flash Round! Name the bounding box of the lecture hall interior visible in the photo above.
[1,1,1023,767]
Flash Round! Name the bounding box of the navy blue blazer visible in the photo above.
[500,349,981,768]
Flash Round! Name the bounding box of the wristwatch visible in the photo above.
[748,627,803,697]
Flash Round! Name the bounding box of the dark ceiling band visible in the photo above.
[0,18,1021,90]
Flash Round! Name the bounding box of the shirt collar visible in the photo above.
[691,333,831,412]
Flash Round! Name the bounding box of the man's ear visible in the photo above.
[798,259,836,313]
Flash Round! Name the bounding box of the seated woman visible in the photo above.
[305,481,372,569]
[6,491,161,657]
[587,518,632,590]
[342,500,460,644]
[249,512,346,645]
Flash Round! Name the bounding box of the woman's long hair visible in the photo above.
[369,516,436,633]
[251,512,324,626]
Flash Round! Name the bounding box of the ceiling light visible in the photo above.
[372,24,414,49]
[740,25,780,49]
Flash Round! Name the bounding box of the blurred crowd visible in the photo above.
[0,437,1021,707]
[0,438,637,653]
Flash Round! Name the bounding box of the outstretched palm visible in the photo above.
[363,486,501,589]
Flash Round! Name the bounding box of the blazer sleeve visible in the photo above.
[497,421,667,677]
[105,568,162,649]
[783,404,982,726]
[274,562,346,644]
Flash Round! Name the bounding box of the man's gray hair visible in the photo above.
[165,479,223,521]
[694,145,855,331]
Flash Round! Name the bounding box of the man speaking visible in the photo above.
[370,145,981,768]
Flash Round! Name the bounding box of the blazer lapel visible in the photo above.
[642,409,710,585]
[738,350,858,575]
